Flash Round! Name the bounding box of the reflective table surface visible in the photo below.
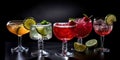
[5,41,113,60]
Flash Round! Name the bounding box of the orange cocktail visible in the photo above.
[7,17,36,53]
[7,21,29,37]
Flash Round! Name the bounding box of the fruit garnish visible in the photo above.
[82,14,91,22]
[83,14,93,18]
[16,26,21,35]
[74,42,86,52]
[83,13,88,18]
[105,14,116,25]
[40,20,49,25]
[69,18,75,22]
[85,39,97,48]
[17,24,29,36]
[82,17,88,21]
[23,17,36,30]
[68,18,76,25]
[36,27,47,36]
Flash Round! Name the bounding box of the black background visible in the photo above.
[0,0,120,60]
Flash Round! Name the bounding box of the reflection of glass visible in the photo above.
[16,52,25,60]
[53,22,75,57]
[30,23,52,57]
[75,18,92,44]
[6,20,29,53]
[93,18,113,52]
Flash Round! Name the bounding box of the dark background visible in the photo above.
[0,0,120,60]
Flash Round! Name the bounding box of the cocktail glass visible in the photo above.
[6,20,29,53]
[30,23,52,57]
[93,18,113,52]
[75,17,92,44]
[53,22,75,57]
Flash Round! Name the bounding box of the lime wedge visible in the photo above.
[105,14,116,25]
[23,17,36,30]
[36,27,47,36]
[17,24,29,36]
[74,42,86,52]
[85,39,97,47]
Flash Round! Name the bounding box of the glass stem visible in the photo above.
[100,36,104,48]
[62,40,67,56]
[77,38,83,44]
[38,38,44,56]
[18,36,22,47]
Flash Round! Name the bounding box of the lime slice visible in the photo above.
[85,39,97,47]
[105,14,116,25]
[74,42,86,52]
[23,17,36,30]
[17,24,29,36]
[36,27,47,36]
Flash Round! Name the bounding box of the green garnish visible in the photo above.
[83,13,88,18]
[40,20,49,25]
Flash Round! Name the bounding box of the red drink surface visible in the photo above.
[75,18,92,38]
[53,23,75,41]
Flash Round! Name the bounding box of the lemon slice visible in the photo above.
[36,27,47,36]
[23,17,36,30]
[74,42,86,52]
[105,14,116,25]
[85,39,97,47]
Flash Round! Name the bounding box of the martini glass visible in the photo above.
[6,20,29,53]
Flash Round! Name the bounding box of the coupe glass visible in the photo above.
[53,22,75,57]
[93,18,113,52]
[75,18,92,44]
[6,20,29,53]
[30,23,52,57]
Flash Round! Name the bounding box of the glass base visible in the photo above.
[55,52,74,57]
[11,46,29,53]
[31,50,49,57]
[94,48,110,53]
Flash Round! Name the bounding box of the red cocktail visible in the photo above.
[75,17,92,44]
[54,23,75,42]
[53,22,75,57]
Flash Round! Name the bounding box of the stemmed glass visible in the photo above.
[30,23,52,57]
[93,18,113,52]
[6,20,29,53]
[53,22,75,57]
[75,17,92,44]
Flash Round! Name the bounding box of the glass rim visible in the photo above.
[31,23,52,27]
[6,20,23,25]
[8,20,24,21]
[53,22,76,28]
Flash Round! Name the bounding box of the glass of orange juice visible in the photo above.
[6,18,36,53]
